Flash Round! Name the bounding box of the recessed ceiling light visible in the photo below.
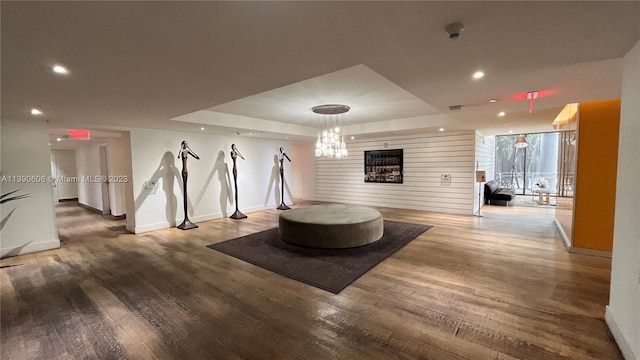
[439,128,444,132]
[489,99,497,103]
[56,137,62,142]
[509,130,513,134]
[200,127,205,131]
[350,136,355,140]
[48,143,51,146]
[472,71,485,79]
[52,64,69,74]
[31,108,42,115]
[498,111,506,117]
[286,136,289,139]
[249,132,252,135]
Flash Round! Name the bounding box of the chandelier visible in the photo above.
[313,104,349,158]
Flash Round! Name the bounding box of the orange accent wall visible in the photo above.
[572,99,621,251]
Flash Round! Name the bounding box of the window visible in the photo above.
[494,132,560,195]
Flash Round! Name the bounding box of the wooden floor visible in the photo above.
[1,201,621,360]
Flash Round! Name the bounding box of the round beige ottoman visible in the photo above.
[278,205,384,248]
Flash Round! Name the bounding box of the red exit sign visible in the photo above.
[68,129,91,140]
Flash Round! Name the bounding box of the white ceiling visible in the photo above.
[201,65,439,126]
[2,2,639,141]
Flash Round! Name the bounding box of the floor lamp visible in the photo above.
[475,170,486,217]
[510,134,528,192]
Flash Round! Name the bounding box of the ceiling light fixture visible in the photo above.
[313,104,349,159]
[498,111,506,117]
[56,137,62,142]
[350,136,355,140]
[52,64,69,74]
[489,99,497,103]
[472,71,485,79]
[200,127,205,131]
[439,128,444,132]
[31,108,42,115]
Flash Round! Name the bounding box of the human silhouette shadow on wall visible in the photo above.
[195,150,232,217]
[264,154,281,206]
[134,151,194,227]
[264,154,293,207]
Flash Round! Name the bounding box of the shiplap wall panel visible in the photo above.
[474,132,496,211]
[315,132,476,215]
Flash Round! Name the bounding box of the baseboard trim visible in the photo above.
[1,239,60,259]
[553,218,572,249]
[552,218,612,258]
[190,212,224,224]
[567,246,612,258]
[77,202,126,220]
[77,202,102,214]
[605,306,638,360]
[135,222,171,234]
[134,203,280,234]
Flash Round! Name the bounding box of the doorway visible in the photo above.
[49,150,79,203]
[48,129,133,245]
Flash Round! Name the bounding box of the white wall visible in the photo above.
[1,119,59,258]
[129,128,292,233]
[50,150,78,200]
[75,141,104,211]
[123,132,136,232]
[315,132,475,215]
[106,137,127,216]
[474,132,496,212]
[290,142,316,200]
[607,40,640,360]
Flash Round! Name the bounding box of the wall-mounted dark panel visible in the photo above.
[364,149,403,184]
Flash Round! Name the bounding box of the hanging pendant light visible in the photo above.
[313,104,349,158]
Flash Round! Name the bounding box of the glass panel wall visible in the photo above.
[555,130,577,242]
[494,132,560,195]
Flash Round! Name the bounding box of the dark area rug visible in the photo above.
[207,220,432,294]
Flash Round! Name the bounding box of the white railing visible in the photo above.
[494,172,569,195]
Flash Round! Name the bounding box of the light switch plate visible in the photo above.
[145,180,158,189]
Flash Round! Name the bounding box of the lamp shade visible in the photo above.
[514,135,528,148]
[475,170,486,182]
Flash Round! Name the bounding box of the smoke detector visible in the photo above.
[445,22,464,40]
